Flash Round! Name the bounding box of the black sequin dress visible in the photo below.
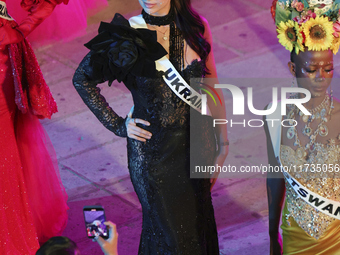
[73,14,219,255]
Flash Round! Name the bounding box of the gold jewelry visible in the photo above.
[299,94,330,137]
[287,94,334,139]
[329,84,334,117]
[286,94,333,160]
[151,25,169,40]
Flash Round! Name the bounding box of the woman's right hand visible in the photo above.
[94,221,118,255]
[125,106,152,142]
[270,232,283,255]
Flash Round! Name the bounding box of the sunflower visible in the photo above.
[302,15,334,51]
[277,20,301,52]
[294,25,305,54]
[331,36,340,54]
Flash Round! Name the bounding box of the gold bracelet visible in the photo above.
[219,140,229,146]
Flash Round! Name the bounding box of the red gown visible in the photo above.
[0,1,68,254]
[7,0,108,46]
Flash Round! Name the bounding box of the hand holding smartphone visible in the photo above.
[83,205,109,239]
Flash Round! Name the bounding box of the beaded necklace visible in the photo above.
[286,93,334,160]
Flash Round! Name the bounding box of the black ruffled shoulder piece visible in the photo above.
[85,13,168,86]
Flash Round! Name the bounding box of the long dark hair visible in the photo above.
[171,0,211,68]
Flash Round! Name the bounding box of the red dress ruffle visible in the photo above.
[8,39,58,118]
[7,0,108,46]
[0,3,68,254]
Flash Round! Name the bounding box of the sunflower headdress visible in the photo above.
[272,0,340,54]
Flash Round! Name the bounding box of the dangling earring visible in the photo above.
[290,77,298,98]
[329,83,334,117]
[291,77,296,87]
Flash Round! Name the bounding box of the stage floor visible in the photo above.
[34,0,340,254]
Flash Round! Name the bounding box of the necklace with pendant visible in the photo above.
[152,25,169,40]
[300,94,330,137]
[286,93,333,160]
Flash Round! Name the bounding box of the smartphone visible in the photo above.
[83,205,109,239]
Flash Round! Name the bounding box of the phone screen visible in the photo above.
[83,207,109,239]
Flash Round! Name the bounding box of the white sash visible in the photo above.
[129,15,205,114]
[266,103,340,220]
[0,1,13,20]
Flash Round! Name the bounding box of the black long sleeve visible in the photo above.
[72,52,127,137]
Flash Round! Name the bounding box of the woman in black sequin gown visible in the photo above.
[73,0,228,254]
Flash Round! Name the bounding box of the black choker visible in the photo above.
[142,8,174,26]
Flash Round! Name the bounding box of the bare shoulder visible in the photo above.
[199,15,208,24]
[199,15,212,41]
[199,15,210,30]
[327,97,340,139]
[330,96,340,124]
[332,97,340,114]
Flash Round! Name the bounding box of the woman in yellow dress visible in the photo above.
[266,0,340,254]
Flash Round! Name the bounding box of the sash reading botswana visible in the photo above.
[266,103,340,221]
[283,170,340,220]
[0,1,13,20]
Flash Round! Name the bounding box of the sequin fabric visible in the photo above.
[0,44,39,255]
[73,16,219,253]
[281,144,340,239]
[8,39,57,119]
